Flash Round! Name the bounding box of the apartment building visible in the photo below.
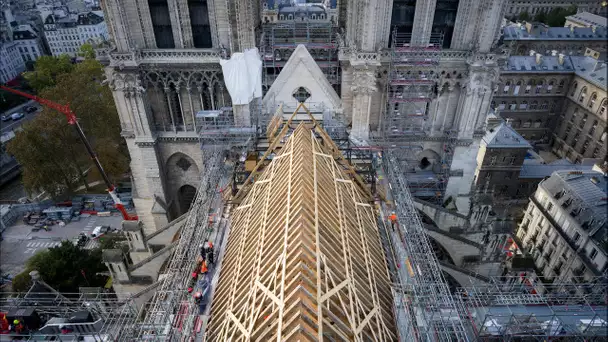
[516,168,607,284]
[553,56,607,162]
[565,11,608,28]
[42,11,108,56]
[12,24,45,63]
[506,1,606,18]
[493,54,570,145]
[503,22,606,56]
[494,52,607,163]
[0,40,25,84]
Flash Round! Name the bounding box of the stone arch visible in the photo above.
[416,149,442,172]
[165,152,201,218]
[178,185,197,216]
[427,235,455,265]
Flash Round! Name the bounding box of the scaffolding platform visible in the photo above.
[260,21,340,90]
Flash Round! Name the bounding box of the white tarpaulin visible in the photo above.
[220,48,262,105]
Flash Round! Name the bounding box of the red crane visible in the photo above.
[1,85,138,221]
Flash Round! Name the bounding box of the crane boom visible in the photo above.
[1,85,138,221]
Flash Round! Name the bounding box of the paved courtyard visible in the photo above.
[0,214,123,278]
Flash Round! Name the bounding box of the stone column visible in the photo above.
[176,0,194,48]
[359,0,393,51]
[451,0,479,50]
[411,0,438,46]
[233,105,251,127]
[350,67,378,141]
[168,0,185,48]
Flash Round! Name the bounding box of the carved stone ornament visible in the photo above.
[350,67,377,95]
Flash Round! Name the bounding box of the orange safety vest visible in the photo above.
[200,261,208,274]
[389,214,397,222]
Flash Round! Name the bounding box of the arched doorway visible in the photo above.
[178,185,197,215]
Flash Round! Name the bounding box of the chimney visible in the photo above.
[570,25,574,33]
[558,53,565,65]
[506,118,513,127]
[592,26,597,33]
[594,61,606,72]
[529,50,536,56]
[551,50,558,56]
[536,53,542,65]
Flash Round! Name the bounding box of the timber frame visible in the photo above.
[206,106,397,341]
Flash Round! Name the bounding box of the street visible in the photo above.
[1,101,40,134]
[0,214,123,278]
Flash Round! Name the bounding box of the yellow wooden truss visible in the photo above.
[207,108,396,341]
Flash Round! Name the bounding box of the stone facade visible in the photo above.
[553,69,607,163]
[100,0,508,229]
[506,0,606,18]
[515,168,608,284]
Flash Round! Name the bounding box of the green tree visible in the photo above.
[7,59,129,197]
[99,233,128,252]
[22,241,107,292]
[518,11,531,22]
[78,44,96,59]
[546,5,577,27]
[534,10,547,23]
[11,272,32,293]
[22,55,74,93]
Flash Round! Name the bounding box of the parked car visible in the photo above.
[1,115,10,122]
[25,106,37,113]
[11,112,24,120]
[90,225,111,239]
[73,233,89,247]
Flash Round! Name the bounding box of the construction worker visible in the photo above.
[60,325,73,334]
[13,319,24,334]
[388,212,398,231]
[206,240,214,264]
[199,244,206,261]
[193,292,202,305]
[0,313,8,333]
[200,260,208,275]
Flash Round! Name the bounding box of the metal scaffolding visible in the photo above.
[129,148,231,340]
[260,21,340,94]
[0,290,138,341]
[383,150,471,341]
[377,30,450,204]
[456,276,608,341]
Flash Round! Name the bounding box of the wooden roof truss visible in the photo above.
[207,114,397,341]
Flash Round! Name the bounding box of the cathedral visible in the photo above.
[99,0,508,233]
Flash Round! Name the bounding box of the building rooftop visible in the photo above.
[570,56,608,91]
[541,170,608,253]
[566,12,608,29]
[502,55,574,73]
[12,24,37,40]
[482,122,531,148]
[503,23,607,41]
[519,159,595,179]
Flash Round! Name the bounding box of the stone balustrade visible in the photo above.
[107,49,222,67]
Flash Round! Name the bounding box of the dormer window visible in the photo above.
[562,198,573,208]
[554,190,565,199]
